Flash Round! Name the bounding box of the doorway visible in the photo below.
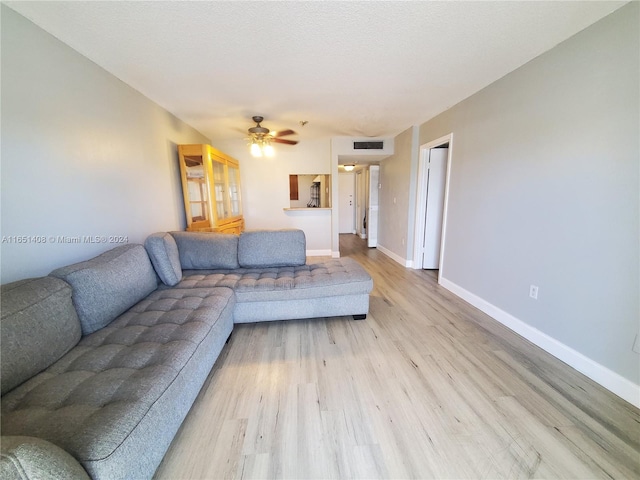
[412,134,453,282]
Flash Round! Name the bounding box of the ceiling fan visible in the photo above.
[247,116,298,157]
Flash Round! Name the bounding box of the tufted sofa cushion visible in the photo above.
[175,257,373,302]
[1,286,235,478]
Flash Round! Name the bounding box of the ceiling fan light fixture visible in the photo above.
[250,142,263,157]
[250,136,275,158]
[246,116,298,157]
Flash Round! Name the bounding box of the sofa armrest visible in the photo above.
[0,436,89,480]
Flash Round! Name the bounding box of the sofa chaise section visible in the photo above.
[145,229,373,323]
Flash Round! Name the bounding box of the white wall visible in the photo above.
[1,6,210,283]
[214,138,332,254]
[416,3,639,401]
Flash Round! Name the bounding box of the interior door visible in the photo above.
[339,173,355,233]
[423,148,447,269]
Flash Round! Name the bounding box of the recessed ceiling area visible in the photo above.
[5,1,626,146]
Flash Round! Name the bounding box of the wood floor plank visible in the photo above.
[154,234,640,479]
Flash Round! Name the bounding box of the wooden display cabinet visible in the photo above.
[178,144,244,234]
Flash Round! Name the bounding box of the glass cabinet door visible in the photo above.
[228,164,242,217]
[184,155,210,225]
[211,160,227,220]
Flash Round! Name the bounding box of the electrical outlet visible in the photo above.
[633,334,640,354]
[529,285,539,300]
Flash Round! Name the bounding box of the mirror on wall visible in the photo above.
[289,174,331,208]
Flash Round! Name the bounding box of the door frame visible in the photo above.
[412,133,453,283]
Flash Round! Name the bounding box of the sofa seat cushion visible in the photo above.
[0,287,234,467]
[176,257,373,302]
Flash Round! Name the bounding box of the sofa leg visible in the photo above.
[225,332,232,344]
[353,314,367,320]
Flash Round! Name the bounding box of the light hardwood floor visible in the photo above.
[155,234,640,479]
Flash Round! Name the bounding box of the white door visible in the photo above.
[423,148,447,268]
[367,165,379,247]
[355,171,365,238]
[339,173,355,233]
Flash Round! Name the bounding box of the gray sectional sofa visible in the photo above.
[0,229,372,480]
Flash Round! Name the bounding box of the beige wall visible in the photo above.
[1,6,209,282]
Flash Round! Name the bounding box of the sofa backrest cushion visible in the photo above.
[170,231,240,269]
[238,229,306,268]
[49,244,157,335]
[144,232,182,286]
[1,277,82,395]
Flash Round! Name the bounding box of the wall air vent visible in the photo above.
[353,141,384,150]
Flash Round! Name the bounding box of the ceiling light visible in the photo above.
[343,165,355,172]
[249,137,274,158]
[250,142,263,157]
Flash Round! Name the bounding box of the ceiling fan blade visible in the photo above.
[273,138,298,145]
[273,129,296,137]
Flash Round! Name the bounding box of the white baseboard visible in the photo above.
[377,244,412,268]
[306,249,332,257]
[331,250,340,258]
[439,277,640,409]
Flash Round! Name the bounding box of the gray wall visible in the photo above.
[378,126,417,262]
[1,6,209,283]
[417,3,639,383]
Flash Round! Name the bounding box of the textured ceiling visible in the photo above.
[5,1,626,144]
